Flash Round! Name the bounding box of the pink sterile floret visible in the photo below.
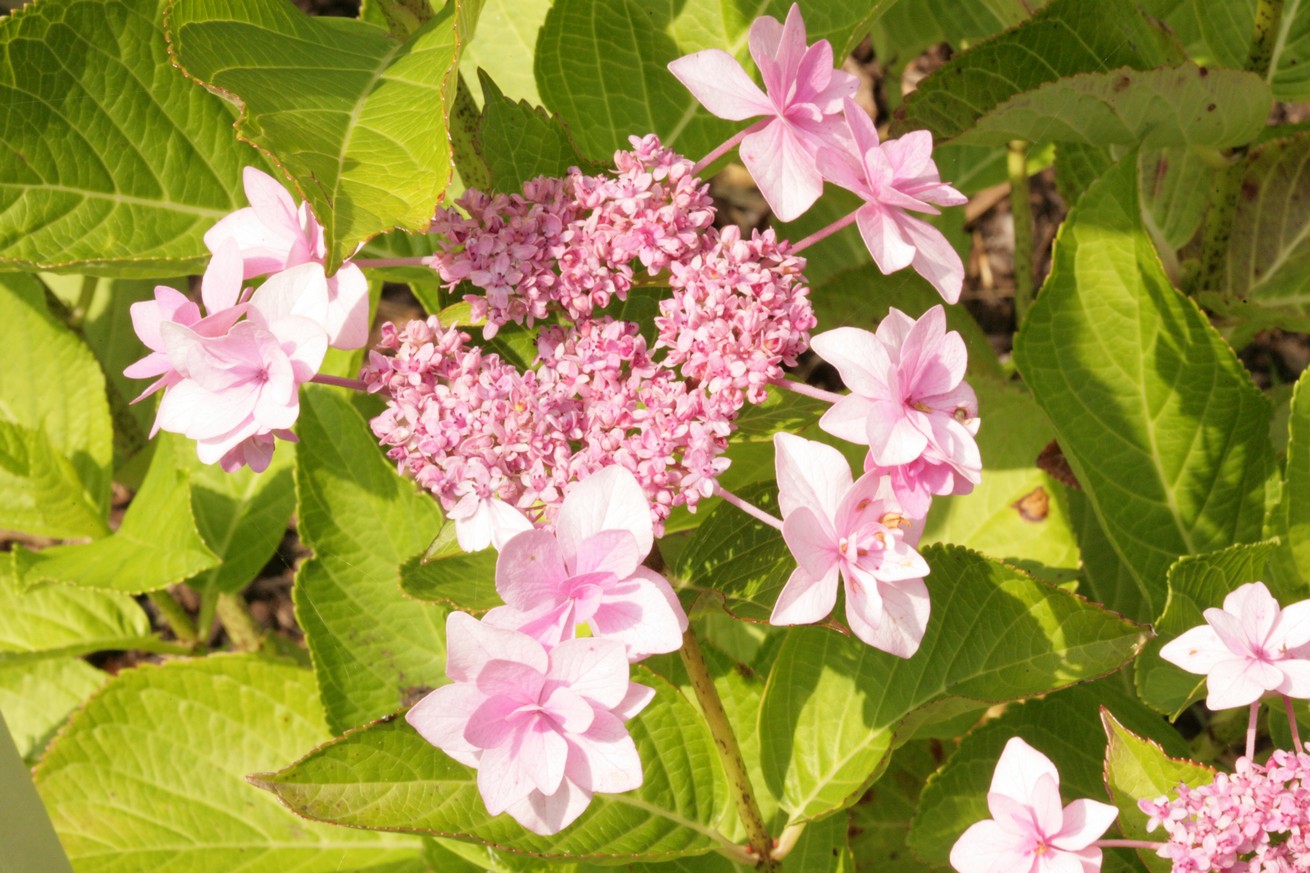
[204,166,369,350]
[1139,749,1310,871]
[667,3,858,221]
[407,611,654,836]
[813,304,980,517]
[152,262,329,472]
[485,466,688,661]
[771,433,930,658]
[817,98,967,303]
[950,737,1118,873]
[1159,581,1310,711]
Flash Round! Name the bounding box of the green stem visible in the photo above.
[0,711,74,873]
[147,588,197,646]
[67,276,97,332]
[679,626,777,870]
[216,593,264,652]
[1249,0,1285,79]
[1007,140,1034,327]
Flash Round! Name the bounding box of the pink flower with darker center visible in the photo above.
[667,3,858,221]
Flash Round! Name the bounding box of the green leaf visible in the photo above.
[1139,147,1215,253]
[1102,711,1214,873]
[848,739,940,873]
[14,436,219,594]
[1194,0,1310,101]
[870,0,1046,70]
[168,0,470,270]
[0,274,112,538]
[1069,490,1152,623]
[460,0,552,105]
[254,667,732,862]
[940,65,1271,149]
[398,529,501,613]
[921,379,1079,584]
[1223,133,1310,310]
[1014,156,1275,617]
[477,71,594,194]
[1284,365,1310,587]
[908,681,1187,868]
[1135,541,1276,716]
[0,659,105,765]
[294,386,448,734]
[186,443,296,595]
[892,0,1176,141]
[758,545,1147,823]
[0,557,153,661]
[0,710,73,873]
[35,655,425,872]
[0,0,260,276]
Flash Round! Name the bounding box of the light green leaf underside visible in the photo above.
[294,386,447,734]
[0,658,105,765]
[35,655,425,873]
[0,0,254,275]
[1284,366,1310,588]
[460,0,552,105]
[15,436,218,594]
[257,668,730,863]
[758,545,1146,823]
[1224,133,1310,309]
[0,274,112,538]
[168,0,467,270]
[1014,156,1274,617]
[949,65,1271,149]
[1194,0,1310,100]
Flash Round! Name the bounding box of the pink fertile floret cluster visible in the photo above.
[1140,750,1310,872]
[367,135,815,536]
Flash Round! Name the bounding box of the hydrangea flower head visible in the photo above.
[1159,581,1310,710]
[950,737,1118,873]
[407,612,653,835]
[817,98,967,302]
[485,466,688,661]
[772,433,930,657]
[667,3,858,221]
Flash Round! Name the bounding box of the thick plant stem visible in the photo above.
[310,373,369,392]
[216,593,264,652]
[148,588,198,646]
[1007,140,1034,326]
[68,275,97,331]
[679,627,778,870]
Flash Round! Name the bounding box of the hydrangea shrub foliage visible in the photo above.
[4,0,1310,870]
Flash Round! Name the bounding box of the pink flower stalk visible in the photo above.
[667,4,858,221]
[123,240,249,405]
[485,466,688,661]
[407,612,653,836]
[950,737,1118,873]
[813,305,980,510]
[205,166,369,350]
[772,433,930,658]
[816,98,967,303]
[1139,749,1310,871]
[152,263,330,472]
[1159,581,1310,711]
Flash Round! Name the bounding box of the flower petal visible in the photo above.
[770,563,839,626]
[667,50,773,121]
[504,777,592,836]
[1051,798,1118,851]
[557,466,653,563]
[588,568,688,659]
[546,637,632,710]
[774,432,852,520]
[445,611,548,683]
[740,120,824,222]
[495,530,571,611]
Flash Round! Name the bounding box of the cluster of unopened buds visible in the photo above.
[952,581,1310,872]
[126,3,983,836]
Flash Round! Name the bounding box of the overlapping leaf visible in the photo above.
[35,655,425,872]
[1223,133,1310,309]
[168,0,470,270]
[0,658,104,764]
[1014,156,1275,615]
[476,72,593,194]
[1194,0,1310,100]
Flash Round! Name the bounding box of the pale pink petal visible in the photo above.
[445,612,548,683]
[249,262,330,328]
[773,433,852,521]
[1205,608,1256,658]
[204,206,297,278]
[475,660,544,704]
[542,686,594,735]
[1159,625,1231,675]
[1050,798,1118,851]
[405,683,484,768]
[811,326,893,397]
[740,120,824,222]
[324,262,370,350]
[477,739,539,815]
[546,637,632,710]
[464,696,524,749]
[782,506,840,582]
[557,466,653,562]
[573,529,641,580]
[488,500,534,549]
[1270,599,1310,652]
[201,239,245,315]
[483,601,574,649]
[856,204,917,275]
[515,724,569,796]
[504,778,592,836]
[612,682,655,721]
[243,166,301,236]
[1274,658,1310,698]
[900,212,964,304]
[1036,853,1086,873]
[863,536,930,584]
[865,402,929,467]
[841,96,881,163]
[667,50,773,121]
[1025,773,1067,844]
[1206,656,1280,709]
[819,394,878,446]
[815,143,869,194]
[589,568,688,658]
[875,307,917,349]
[495,530,571,611]
[949,818,1030,873]
[989,738,1061,808]
[770,563,839,626]
[565,709,644,795]
[1222,580,1280,647]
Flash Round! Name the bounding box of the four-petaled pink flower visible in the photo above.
[813,305,980,515]
[205,166,369,350]
[407,611,653,835]
[667,3,858,221]
[772,433,930,658]
[485,466,688,661]
[1159,581,1310,711]
[817,98,967,303]
[950,737,1118,873]
[153,263,330,472]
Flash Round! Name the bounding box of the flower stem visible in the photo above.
[310,373,370,392]
[1285,694,1303,752]
[1008,140,1034,327]
[351,256,433,269]
[679,625,777,870]
[714,484,785,532]
[216,593,264,653]
[792,209,859,253]
[1247,700,1260,760]
[68,275,98,331]
[772,821,807,861]
[693,124,757,176]
[772,377,845,405]
[148,588,198,646]
[1095,839,1164,851]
